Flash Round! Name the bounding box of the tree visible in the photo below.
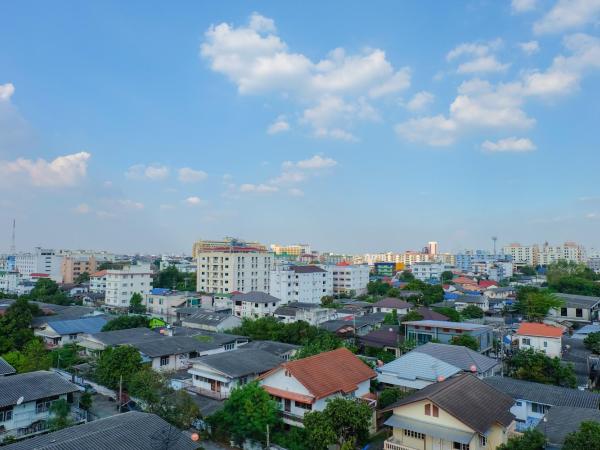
[377,387,408,409]
[367,280,391,296]
[129,292,146,314]
[129,368,167,406]
[320,296,335,307]
[27,278,70,305]
[397,270,414,282]
[47,399,73,431]
[432,306,461,322]
[51,343,83,370]
[583,332,600,354]
[497,429,545,450]
[2,339,51,373]
[461,305,484,319]
[211,382,280,445]
[295,333,344,359]
[515,288,563,322]
[230,317,336,346]
[304,397,372,449]
[563,420,600,450]
[383,309,398,325]
[101,315,150,332]
[508,348,576,388]
[450,335,479,351]
[0,298,39,353]
[400,310,424,322]
[94,345,142,390]
[549,276,600,297]
[79,392,93,411]
[154,266,195,291]
[403,280,444,306]
[75,271,90,284]
[154,390,201,429]
[441,271,454,283]
[519,266,537,277]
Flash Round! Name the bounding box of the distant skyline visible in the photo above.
[1,1,600,254]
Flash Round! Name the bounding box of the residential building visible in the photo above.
[534,406,600,449]
[196,239,273,294]
[269,265,332,304]
[259,348,376,427]
[484,376,600,431]
[241,340,300,361]
[538,241,586,265]
[104,264,153,309]
[330,263,370,296]
[414,342,499,376]
[0,371,82,441]
[359,326,403,357]
[454,294,490,312]
[514,322,563,358]
[89,270,107,293]
[159,256,197,273]
[372,298,412,315]
[10,248,63,282]
[549,293,600,323]
[374,262,404,277]
[192,237,267,258]
[34,316,108,348]
[3,411,200,450]
[0,357,16,376]
[502,243,539,267]
[273,302,337,325]
[411,262,447,282]
[230,291,280,318]
[143,288,196,324]
[0,270,19,294]
[403,320,494,353]
[455,250,512,273]
[426,241,438,255]
[61,254,97,284]
[319,252,355,265]
[414,307,450,321]
[270,243,311,257]
[188,348,283,399]
[382,374,515,450]
[178,309,242,332]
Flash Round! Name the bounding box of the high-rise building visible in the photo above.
[502,241,585,267]
[192,237,267,259]
[502,243,540,267]
[104,264,153,309]
[270,244,311,257]
[427,241,439,255]
[196,238,273,294]
[61,255,98,284]
[329,263,370,296]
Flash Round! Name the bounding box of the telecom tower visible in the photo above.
[492,236,498,255]
[7,219,16,271]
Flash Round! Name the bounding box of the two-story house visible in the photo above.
[259,348,377,427]
[550,293,600,324]
[382,374,515,450]
[403,320,494,353]
[231,291,281,318]
[514,322,564,358]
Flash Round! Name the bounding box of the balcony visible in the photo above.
[384,438,418,450]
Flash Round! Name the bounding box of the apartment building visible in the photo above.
[269,265,332,304]
[61,255,97,284]
[502,243,539,267]
[503,242,585,267]
[143,288,196,324]
[330,263,370,296]
[192,237,267,259]
[411,262,448,282]
[196,240,273,294]
[270,243,311,257]
[104,265,153,309]
[89,270,107,293]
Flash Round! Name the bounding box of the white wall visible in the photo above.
[516,335,561,358]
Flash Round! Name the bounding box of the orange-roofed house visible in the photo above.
[259,347,377,427]
[515,322,564,358]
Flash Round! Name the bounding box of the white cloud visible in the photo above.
[446,42,494,61]
[446,39,508,74]
[519,41,540,55]
[0,83,15,101]
[74,203,90,214]
[119,199,144,210]
[586,212,600,219]
[178,167,208,183]
[239,183,278,193]
[288,188,304,197]
[184,196,206,205]
[481,137,537,152]
[457,56,510,74]
[511,0,538,13]
[284,155,338,170]
[395,115,458,146]
[0,151,91,187]
[267,116,290,134]
[201,13,410,141]
[406,91,434,111]
[126,164,169,181]
[534,0,600,34]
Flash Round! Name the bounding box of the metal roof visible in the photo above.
[0,357,16,376]
[534,406,600,447]
[48,316,108,335]
[555,293,600,308]
[414,342,499,373]
[0,371,79,408]
[190,348,283,378]
[403,320,490,330]
[231,291,281,304]
[377,351,461,385]
[385,415,474,444]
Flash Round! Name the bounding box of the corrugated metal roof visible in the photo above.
[414,342,499,373]
[377,351,461,384]
[48,316,108,335]
[385,415,474,444]
[0,357,16,376]
[0,371,79,408]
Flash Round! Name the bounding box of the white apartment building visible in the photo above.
[104,264,153,309]
[4,248,64,282]
[143,289,196,324]
[411,262,448,282]
[329,263,370,296]
[538,241,585,265]
[502,243,539,267]
[196,242,273,294]
[270,244,311,257]
[89,270,107,293]
[0,271,19,294]
[159,257,197,273]
[269,265,333,304]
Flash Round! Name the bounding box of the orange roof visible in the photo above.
[91,270,107,278]
[264,348,376,400]
[454,276,477,285]
[517,322,563,338]
[263,385,315,404]
[336,261,351,266]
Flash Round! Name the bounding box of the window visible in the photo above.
[560,307,568,316]
[0,407,13,422]
[543,341,548,348]
[432,405,439,417]
[223,343,235,351]
[160,356,170,366]
[403,429,425,440]
[425,404,431,415]
[295,401,312,410]
[531,403,549,414]
[576,308,583,318]
[479,435,487,447]
[522,338,531,345]
[453,443,469,450]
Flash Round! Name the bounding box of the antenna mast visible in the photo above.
[10,219,16,255]
[492,236,497,255]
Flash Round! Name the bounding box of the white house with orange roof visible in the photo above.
[259,347,377,427]
[514,322,564,358]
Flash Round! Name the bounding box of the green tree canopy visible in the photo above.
[400,310,424,322]
[2,339,51,373]
[432,306,461,322]
[450,334,479,351]
[397,270,415,282]
[441,271,454,283]
[27,278,70,305]
[0,298,39,353]
[519,266,538,277]
[154,266,195,291]
[508,348,576,388]
[230,317,335,346]
[515,288,563,321]
[383,309,399,325]
[295,333,344,359]
[94,345,142,390]
[497,429,545,450]
[101,315,150,332]
[461,305,484,319]
[51,343,83,370]
[75,271,90,284]
[367,280,392,296]
[402,280,444,306]
[47,399,73,431]
[377,387,408,409]
[563,420,600,450]
[583,332,600,354]
[129,292,146,314]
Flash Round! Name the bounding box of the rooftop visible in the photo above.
[372,298,412,309]
[0,356,16,376]
[232,291,281,304]
[403,320,490,331]
[555,293,600,308]
[516,322,564,338]
[47,316,108,335]
[415,307,450,321]
[190,348,282,378]
[378,351,461,384]
[0,371,79,408]
[289,265,326,274]
[534,406,600,447]
[414,342,499,373]
[241,340,300,356]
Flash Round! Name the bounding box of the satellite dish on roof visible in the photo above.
[16,396,24,405]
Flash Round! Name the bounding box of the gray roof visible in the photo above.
[385,373,515,434]
[232,291,281,304]
[273,305,297,317]
[89,327,160,346]
[190,348,283,378]
[534,406,600,447]
[241,340,300,356]
[133,336,211,358]
[372,298,412,309]
[3,411,199,450]
[0,371,79,408]
[456,295,486,303]
[48,316,108,335]
[354,312,388,327]
[319,319,355,333]
[290,265,326,273]
[403,320,490,331]
[414,342,498,373]
[378,351,461,383]
[555,293,600,308]
[188,394,225,417]
[0,357,16,376]
[484,376,600,408]
[181,311,236,326]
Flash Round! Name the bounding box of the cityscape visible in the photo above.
[2,1,600,450]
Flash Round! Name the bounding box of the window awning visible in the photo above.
[384,415,475,445]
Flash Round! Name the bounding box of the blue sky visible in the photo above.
[1,0,600,255]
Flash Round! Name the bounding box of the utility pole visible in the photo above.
[266,424,270,448]
[118,374,123,413]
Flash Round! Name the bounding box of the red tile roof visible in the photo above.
[479,280,499,288]
[262,385,314,404]
[90,270,107,278]
[517,322,564,338]
[264,348,376,400]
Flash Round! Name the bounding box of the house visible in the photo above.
[454,295,489,312]
[414,307,449,321]
[0,357,16,376]
[240,340,299,360]
[320,313,387,338]
[134,335,218,372]
[0,371,83,441]
[382,374,515,450]
[143,289,197,324]
[34,315,108,348]
[514,322,564,358]
[377,343,498,390]
[2,411,200,450]
[188,348,283,399]
[178,310,242,332]
[273,302,337,325]
[485,286,517,300]
[372,298,412,315]
[550,293,600,323]
[259,348,377,427]
[534,406,600,449]
[484,376,600,431]
[89,270,107,294]
[573,324,600,340]
[403,320,494,353]
[231,291,281,318]
[359,326,403,357]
